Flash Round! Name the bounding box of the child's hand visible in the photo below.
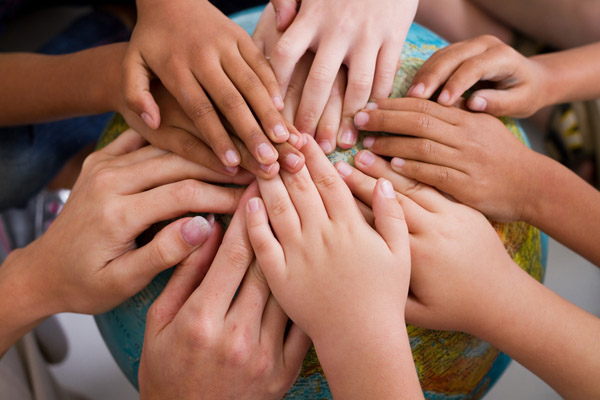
[123,0,290,171]
[267,0,418,148]
[354,97,541,222]
[139,187,310,400]
[335,160,520,334]
[254,4,347,154]
[245,135,421,399]
[407,35,549,118]
[124,81,306,179]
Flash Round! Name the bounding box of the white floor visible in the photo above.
[3,6,600,400]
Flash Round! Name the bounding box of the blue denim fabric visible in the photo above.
[0,10,130,211]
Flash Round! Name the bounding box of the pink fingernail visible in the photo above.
[365,102,378,110]
[247,198,260,212]
[181,216,212,246]
[141,112,155,128]
[273,124,288,138]
[363,136,375,149]
[260,163,276,174]
[273,96,284,110]
[381,179,396,198]
[469,96,487,112]
[340,130,356,146]
[319,141,332,153]
[411,83,425,97]
[391,157,405,168]
[438,90,450,104]
[285,153,301,169]
[225,150,240,165]
[224,166,239,175]
[354,111,369,127]
[356,150,375,167]
[335,162,353,177]
[258,143,277,160]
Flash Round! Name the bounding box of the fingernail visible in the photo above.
[438,90,450,104]
[273,123,288,138]
[391,157,405,169]
[411,82,425,97]
[225,150,240,165]
[356,150,374,167]
[354,111,369,127]
[206,214,215,226]
[181,216,212,246]
[247,197,260,212]
[365,102,378,110]
[469,96,487,111]
[362,136,375,149]
[302,134,308,146]
[339,130,356,146]
[273,96,284,110]
[381,179,396,198]
[260,163,276,174]
[335,162,353,177]
[319,140,332,153]
[288,133,299,146]
[258,143,277,160]
[285,153,301,169]
[141,112,155,128]
[224,166,239,175]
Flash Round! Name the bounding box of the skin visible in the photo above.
[0,130,251,355]
[268,0,418,149]
[123,0,290,171]
[335,162,600,400]
[353,97,600,266]
[406,36,600,117]
[253,4,348,155]
[139,185,311,400]
[246,135,423,399]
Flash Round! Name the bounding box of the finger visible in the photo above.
[295,43,347,135]
[467,87,526,117]
[99,129,148,158]
[335,160,429,232]
[300,135,357,220]
[370,41,402,99]
[188,184,260,319]
[125,181,245,232]
[271,0,299,31]
[270,20,315,97]
[260,295,287,350]
[122,49,161,129]
[372,178,409,255]
[257,171,303,241]
[278,162,329,226]
[163,69,241,168]
[245,197,286,288]
[107,215,215,303]
[282,52,313,123]
[283,324,312,373]
[238,36,285,112]
[337,45,379,148]
[360,135,463,170]
[145,223,223,333]
[315,67,346,154]
[103,144,168,168]
[198,68,279,166]
[276,142,306,173]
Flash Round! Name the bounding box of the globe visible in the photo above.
[95,6,548,399]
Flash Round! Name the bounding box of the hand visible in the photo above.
[354,97,541,222]
[139,185,310,400]
[123,0,291,170]
[334,159,519,334]
[268,0,417,148]
[254,4,348,154]
[124,81,306,179]
[245,135,421,399]
[406,35,549,117]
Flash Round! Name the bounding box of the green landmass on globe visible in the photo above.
[95,7,547,400]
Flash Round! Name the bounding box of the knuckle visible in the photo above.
[187,316,217,350]
[221,92,247,112]
[170,179,199,205]
[309,64,334,86]
[90,167,116,191]
[349,72,372,93]
[296,109,319,129]
[268,196,291,218]
[273,39,293,59]
[313,172,339,190]
[180,136,205,157]
[416,114,432,131]
[151,236,176,269]
[435,168,452,185]
[241,71,264,91]
[416,139,434,155]
[223,239,251,267]
[415,99,431,114]
[189,101,217,120]
[225,335,251,366]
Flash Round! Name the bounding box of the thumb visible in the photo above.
[122,48,161,129]
[467,88,522,117]
[372,178,410,256]
[271,0,298,31]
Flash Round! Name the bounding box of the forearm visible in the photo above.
[314,320,423,399]
[523,152,600,266]
[0,245,56,356]
[0,42,127,126]
[535,42,600,107]
[473,263,600,399]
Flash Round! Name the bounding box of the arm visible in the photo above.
[0,42,127,126]
[337,160,600,399]
[246,135,423,399]
[0,129,250,355]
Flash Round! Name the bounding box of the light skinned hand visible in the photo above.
[123,0,290,170]
[9,129,249,316]
[268,0,417,149]
[406,35,549,117]
[124,81,306,179]
[353,97,540,222]
[253,4,347,154]
[139,184,310,400]
[245,135,422,399]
